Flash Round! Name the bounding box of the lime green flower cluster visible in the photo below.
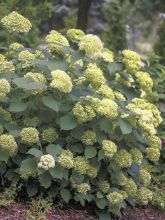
[100,48,114,63]
[145,147,160,162]
[0,107,12,122]
[18,50,35,68]
[0,79,10,97]
[145,135,161,149]
[66,28,85,41]
[50,70,73,93]
[135,71,153,94]
[97,99,118,119]
[115,72,134,87]
[85,63,106,88]
[86,165,98,178]
[74,156,89,175]
[1,11,32,33]
[139,169,151,186]
[42,127,58,143]
[76,183,91,194]
[114,91,126,101]
[81,130,97,145]
[20,170,37,180]
[38,154,55,171]
[9,42,24,50]
[102,140,117,157]
[123,178,137,197]
[73,102,96,123]
[98,181,110,193]
[74,76,86,85]
[130,148,143,165]
[0,134,17,155]
[20,127,39,144]
[97,85,115,99]
[136,187,153,205]
[118,173,128,186]
[45,30,69,53]
[107,191,124,205]
[0,57,15,73]
[79,34,103,58]
[122,49,141,73]
[58,150,74,169]
[114,149,132,168]
[0,125,4,135]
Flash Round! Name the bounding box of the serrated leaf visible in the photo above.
[42,96,59,111]
[59,114,78,130]
[60,189,71,203]
[9,101,27,112]
[118,118,132,134]
[27,148,43,157]
[85,146,97,159]
[46,144,63,157]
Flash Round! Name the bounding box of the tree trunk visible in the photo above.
[77,0,92,32]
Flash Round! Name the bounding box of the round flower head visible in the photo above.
[20,127,39,145]
[97,99,118,119]
[0,79,10,97]
[20,170,37,180]
[98,181,110,193]
[42,127,58,143]
[0,134,17,155]
[97,85,115,99]
[107,192,124,205]
[0,54,5,61]
[0,60,15,74]
[79,34,103,58]
[136,187,153,205]
[86,165,98,178]
[0,125,4,135]
[114,149,132,168]
[50,70,73,93]
[1,11,32,33]
[58,150,74,169]
[145,147,160,162]
[18,50,35,68]
[74,156,89,175]
[122,49,141,73]
[130,148,143,165]
[0,107,12,122]
[118,173,128,186]
[76,183,90,194]
[66,28,85,41]
[85,63,106,88]
[99,48,114,63]
[9,42,24,50]
[38,154,55,171]
[136,71,153,93]
[123,178,137,197]
[73,102,96,123]
[114,91,126,101]
[102,140,117,157]
[145,135,161,149]
[81,130,97,145]
[139,169,151,186]
[45,30,69,53]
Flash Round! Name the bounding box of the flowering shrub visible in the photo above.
[0,12,163,218]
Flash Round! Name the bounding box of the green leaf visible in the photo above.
[49,165,64,179]
[99,118,112,133]
[96,198,107,209]
[118,118,132,134]
[46,144,63,157]
[9,130,20,137]
[60,189,71,203]
[14,77,46,90]
[20,158,37,172]
[85,146,97,159]
[59,114,78,130]
[97,191,104,199]
[98,212,111,220]
[27,184,38,197]
[27,148,43,157]
[98,150,105,161]
[0,150,10,162]
[42,96,59,112]
[108,62,123,74]
[39,172,52,188]
[9,101,27,112]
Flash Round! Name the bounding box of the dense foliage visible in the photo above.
[0,12,163,218]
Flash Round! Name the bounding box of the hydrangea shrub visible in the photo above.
[0,12,163,218]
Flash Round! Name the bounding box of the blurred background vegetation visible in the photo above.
[0,0,164,58]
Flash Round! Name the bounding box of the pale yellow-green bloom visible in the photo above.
[145,135,161,149]
[66,28,85,41]
[139,169,151,186]
[86,165,98,178]
[123,178,137,197]
[1,11,32,33]
[0,79,10,97]
[0,107,12,122]
[102,140,117,157]
[74,156,89,175]
[50,70,73,93]
[136,187,153,205]
[97,85,115,99]
[38,154,55,171]
[85,63,106,88]
[74,76,86,85]
[81,130,97,145]
[20,127,39,145]
[136,71,153,93]
[58,150,74,169]
[145,147,160,162]
[79,34,103,58]
[97,99,118,119]
[114,91,126,101]
[9,42,24,50]
[107,192,124,205]
[0,134,17,155]
[76,183,90,194]
[42,127,58,143]
[98,181,110,193]
[18,50,35,68]
[114,149,132,168]
[130,148,143,165]
[0,60,15,74]
[0,54,5,61]
[99,48,114,63]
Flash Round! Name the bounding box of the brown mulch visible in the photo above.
[0,203,165,220]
